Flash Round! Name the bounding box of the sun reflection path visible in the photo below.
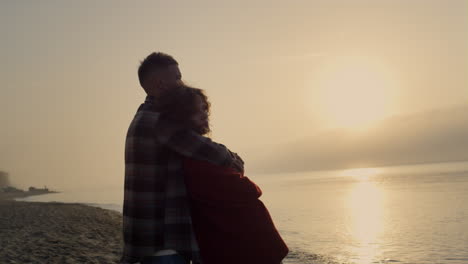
[340,168,382,181]
[342,168,386,263]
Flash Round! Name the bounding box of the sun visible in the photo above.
[308,56,398,131]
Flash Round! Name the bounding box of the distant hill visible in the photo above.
[0,171,10,188]
[251,104,468,173]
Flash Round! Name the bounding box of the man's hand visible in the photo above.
[229,151,245,173]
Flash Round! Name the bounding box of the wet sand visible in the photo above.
[0,200,122,264]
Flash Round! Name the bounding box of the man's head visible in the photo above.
[138,52,182,96]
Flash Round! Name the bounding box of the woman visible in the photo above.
[157,85,288,264]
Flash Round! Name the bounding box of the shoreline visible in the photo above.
[0,188,59,201]
[0,200,123,264]
[0,191,59,201]
[9,193,124,214]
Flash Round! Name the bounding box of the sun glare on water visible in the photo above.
[340,168,382,181]
[340,167,386,263]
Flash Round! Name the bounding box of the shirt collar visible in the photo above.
[145,95,156,104]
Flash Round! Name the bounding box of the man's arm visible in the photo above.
[154,119,244,172]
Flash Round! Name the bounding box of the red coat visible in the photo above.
[183,158,289,264]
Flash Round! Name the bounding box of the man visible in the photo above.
[121,52,243,264]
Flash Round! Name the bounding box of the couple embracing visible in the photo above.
[121,52,288,264]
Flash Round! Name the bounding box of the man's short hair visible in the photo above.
[138,52,178,90]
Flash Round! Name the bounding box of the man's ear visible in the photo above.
[152,73,163,88]
[158,79,172,92]
[143,76,156,96]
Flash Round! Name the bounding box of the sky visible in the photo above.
[254,104,468,172]
[1,0,467,189]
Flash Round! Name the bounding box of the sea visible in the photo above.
[17,161,468,264]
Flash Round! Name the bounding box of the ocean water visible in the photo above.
[17,161,468,264]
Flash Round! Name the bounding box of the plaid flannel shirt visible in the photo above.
[121,96,239,263]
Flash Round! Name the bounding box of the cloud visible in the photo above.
[251,104,468,173]
[279,52,328,61]
[247,52,328,65]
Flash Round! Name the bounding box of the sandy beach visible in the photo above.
[0,200,122,264]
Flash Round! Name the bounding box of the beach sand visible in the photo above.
[0,200,122,264]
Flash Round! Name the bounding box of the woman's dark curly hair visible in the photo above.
[153,85,211,134]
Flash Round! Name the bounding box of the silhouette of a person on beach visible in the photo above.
[122,52,243,264]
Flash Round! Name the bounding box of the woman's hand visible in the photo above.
[229,151,245,173]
